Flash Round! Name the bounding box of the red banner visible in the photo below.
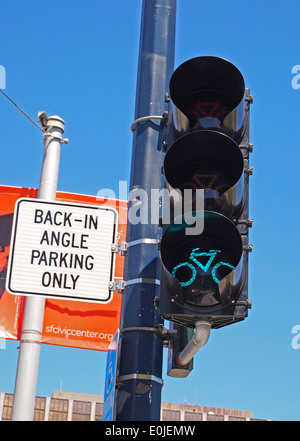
[0,185,127,351]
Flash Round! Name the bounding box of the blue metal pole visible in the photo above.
[115,0,176,421]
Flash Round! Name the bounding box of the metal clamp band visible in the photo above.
[118,373,163,385]
[127,238,159,248]
[109,278,160,293]
[125,278,160,287]
[20,339,42,345]
[21,330,42,335]
[120,324,175,335]
[43,132,69,144]
[20,329,42,345]
[111,238,159,256]
[121,326,159,334]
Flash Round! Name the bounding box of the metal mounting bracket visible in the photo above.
[111,238,159,256]
[108,280,125,293]
[120,324,177,348]
[109,277,160,293]
[130,111,168,132]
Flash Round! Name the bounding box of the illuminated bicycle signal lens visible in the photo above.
[171,248,236,288]
[211,261,235,284]
[172,261,196,287]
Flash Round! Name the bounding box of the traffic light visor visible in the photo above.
[163,130,244,217]
[169,56,245,140]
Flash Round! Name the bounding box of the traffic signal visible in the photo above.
[158,56,253,329]
[167,322,194,378]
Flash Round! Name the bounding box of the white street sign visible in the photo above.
[6,198,118,303]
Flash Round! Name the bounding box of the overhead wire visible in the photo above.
[0,89,44,132]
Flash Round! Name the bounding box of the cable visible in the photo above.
[0,89,44,132]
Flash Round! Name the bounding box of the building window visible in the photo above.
[49,398,68,421]
[162,410,180,421]
[184,411,202,421]
[2,393,13,421]
[207,413,223,421]
[95,402,103,420]
[34,396,46,421]
[72,400,91,421]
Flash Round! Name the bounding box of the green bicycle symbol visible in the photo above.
[172,248,235,287]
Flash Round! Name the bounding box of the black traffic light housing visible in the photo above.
[167,322,194,378]
[158,56,253,329]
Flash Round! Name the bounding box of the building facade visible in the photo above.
[0,391,268,421]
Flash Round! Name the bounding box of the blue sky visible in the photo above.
[0,0,300,421]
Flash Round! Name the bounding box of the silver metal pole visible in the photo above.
[11,115,65,421]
